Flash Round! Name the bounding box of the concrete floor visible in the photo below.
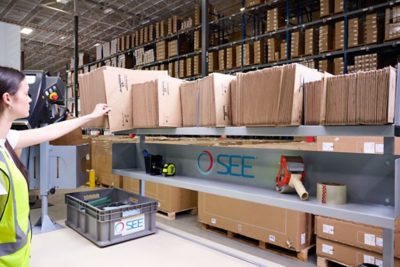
[29,187,317,267]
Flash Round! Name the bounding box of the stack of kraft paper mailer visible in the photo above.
[78,66,168,131]
[132,76,185,128]
[180,73,236,127]
[233,63,324,126]
[323,67,396,125]
[304,72,332,125]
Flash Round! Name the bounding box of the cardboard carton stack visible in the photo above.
[168,61,175,77]
[334,21,344,50]
[198,193,314,254]
[364,13,378,44]
[218,49,226,71]
[245,0,264,8]
[304,67,396,125]
[132,77,184,128]
[243,42,253,66]
[144,26,149,44]
[305,28,318,56]
[333,57,344,75]
[193,55,200,75]
[304,73,331,125]
[349,18,363,47]
[233,63,324,126]
[180,73,235,127]
[143,49,155,65]
[194,30,201,51]
[208,51,218,73]
[148,24,154,42]
[253,40,265,64]
[186,57,193,77]
[318,59,332,73]
[78,67,168,131]
[156,40,168,61]
[334,0,343,14]
[174,61,179,78]
[155,20,168,39]
[268,38,280,62]
[385,6,400,41]
[291,31,305,58]
[315,216,400,267]
[266,8,284,32]
[168,40,178,57]
[319,25,334,53]
[236,44,242,67]
[168,15,181,35]
[194,5,201,26]
[300,59,317,69]
[179,59,186,78]
[226,46,236,69]
[350,53,378,72]
[280,40,287,60]
[320,0,334,17]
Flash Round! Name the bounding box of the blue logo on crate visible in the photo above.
[196,150,255,178]
[114,214,145,236]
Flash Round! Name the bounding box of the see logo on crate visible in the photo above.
[114,214,145,236]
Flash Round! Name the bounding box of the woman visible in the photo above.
[0,66,111,266]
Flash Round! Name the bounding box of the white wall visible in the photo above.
[0,22,21,70]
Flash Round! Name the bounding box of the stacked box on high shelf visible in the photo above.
[245,0,264,8]
[364,13,378,44]
[243,43,253,66]
[385,6,400,41]
[149,24,154,42]
[156,40,168,61]
[156,20,168,39]
[236,45,242,68]
[194,30,201,51]
[186,57,193,77]
[320,0,334,17]
[168,61,175,77]
[179,59,186,78]
[143,49,155,65]
[333,57,344,75]
[168,40,178,57]
[319,25,334,53]
[218,49,226,71]
[253,40,265,65]
[291,31,304,58]
[144,26,149,44]
[280,40,287,60]
[174,61,179,78]
[319,59,333,73]
[193,55,200,75]
[140,28,144,45]
[349,18,363,47]
[300,60,317,70]
[334,21,344,50]
[134,30,139,47]
[268,38,280,62]
[194,5,201,26]
[266,8,284,32]
[226,47,236,69]
[168,15,181,35]
[102,42,110,58]
[334,0,343,14]
[351,53,378,72]
[208,51,218,73]
[305,28,318,56]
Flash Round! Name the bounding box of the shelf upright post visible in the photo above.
[138,135,146,195]
[286,0,290,62]
[201,0,209,77]
[73,0,79,117]
[241,0,245,68]
[344,0,348,74]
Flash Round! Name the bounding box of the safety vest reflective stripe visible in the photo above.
[0,151,30,257]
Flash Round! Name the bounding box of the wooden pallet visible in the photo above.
[156,207,198,220]
[317,256,351,267]
[201,223,315,262]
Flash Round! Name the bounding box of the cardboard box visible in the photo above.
[317,238,400,267]
[320,0,334,17]
[253,40,265,64]
[317,136,384,154]
[78,67,168,131]
[334,0,343,14]
[208,51,218,73]
[315,216,384,253]
[334,21,344,50]
[319,25,334,52]
[122,178,197,213]
[305,28,317,56]
[180,73,236,127]
[50,127,83,146]
[132,77,184,128]
[198,192,313,252]
[218,49,225,71]
[226,47,236,69]
[291,31,304,58]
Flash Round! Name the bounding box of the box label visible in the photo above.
[322,244,333,255]
[323,224,334,235]
[376,237,383,247]
[301,233,306,245]
[269,235,276,242]
[364,233,376,246]
[114,214,145,236]
[211,218,217,224]
[322,142,334,152]
[375,144,384,154]
[363,255,375,264]
[364,142,375,154]
[375,259,383,267]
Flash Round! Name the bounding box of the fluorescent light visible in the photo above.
[104,8,113,14]
[21,27,33,35]
[60,36,66,40]
[56,0,70,4]
[94,43,101,47]
[240,7,245,12]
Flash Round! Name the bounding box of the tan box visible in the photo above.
[253,40,265,64]
[317,238,400,267]
[193,55,200,75]
[218,49,225,71]
[315,216,384,253]
[226,47,236,69]
[194,30,201,51]
[334,0,343,14]
[267,38,279,62]
[317,136,384,154]
[186,57,193,77]
[334,21,344,50]
[291,31,304,58]
[349,18,363,47]
[243,42,253,66]
[208,51,218,73]
[50,127,83,146]
[179,59,186,78]
[168,40,178,57]
[198,192,313,252]
[319,25,334,52]
[320,0,334,17]
[305,28,317,56]
[280,40,287,60]
[156,40,168,61]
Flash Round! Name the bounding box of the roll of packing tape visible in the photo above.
[317,182,347,205]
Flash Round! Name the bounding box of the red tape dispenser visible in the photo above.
[276,155,309,201]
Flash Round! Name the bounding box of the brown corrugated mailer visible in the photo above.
[78,67,168,131]
[180,73,236,127]
[324,67,396,125]
[132,77,184,128]
[198,192,314,252]
[234,63,324,126]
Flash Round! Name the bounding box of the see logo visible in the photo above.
[196,150,255,178]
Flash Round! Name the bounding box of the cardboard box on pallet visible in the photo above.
[317,238,400,267]
[180,73,235,127]
[179,59,186,78]
[132,77,184,128]
[198,192,313,252]
[78,67,168,131]
[194,30,201,51]
[122,177,197,214]
[168,40,178,57]
[243,42,253,66]
[280,40,287,60]
[266,8,284,32]
[365,13,378,44]
[333,57,344,75]
[193,55,200,75]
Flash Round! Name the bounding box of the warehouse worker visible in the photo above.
[0,66,111,266]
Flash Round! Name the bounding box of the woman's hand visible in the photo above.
[89,103,111,119]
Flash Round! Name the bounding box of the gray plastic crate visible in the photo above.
[65,188,158,247]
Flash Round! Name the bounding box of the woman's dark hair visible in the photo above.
[0,66,25,111]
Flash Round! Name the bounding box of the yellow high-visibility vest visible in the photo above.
[0,148,31,267]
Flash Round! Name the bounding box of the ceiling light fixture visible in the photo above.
[94,43,101,47]
[104,8,114,14]
[21,27,33,35]
[60,36,66,40]
[56,0,71,4]
[240,7,245,12]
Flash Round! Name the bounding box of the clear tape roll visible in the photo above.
[317,182,347,205]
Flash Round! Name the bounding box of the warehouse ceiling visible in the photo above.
[0,0,242,77]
